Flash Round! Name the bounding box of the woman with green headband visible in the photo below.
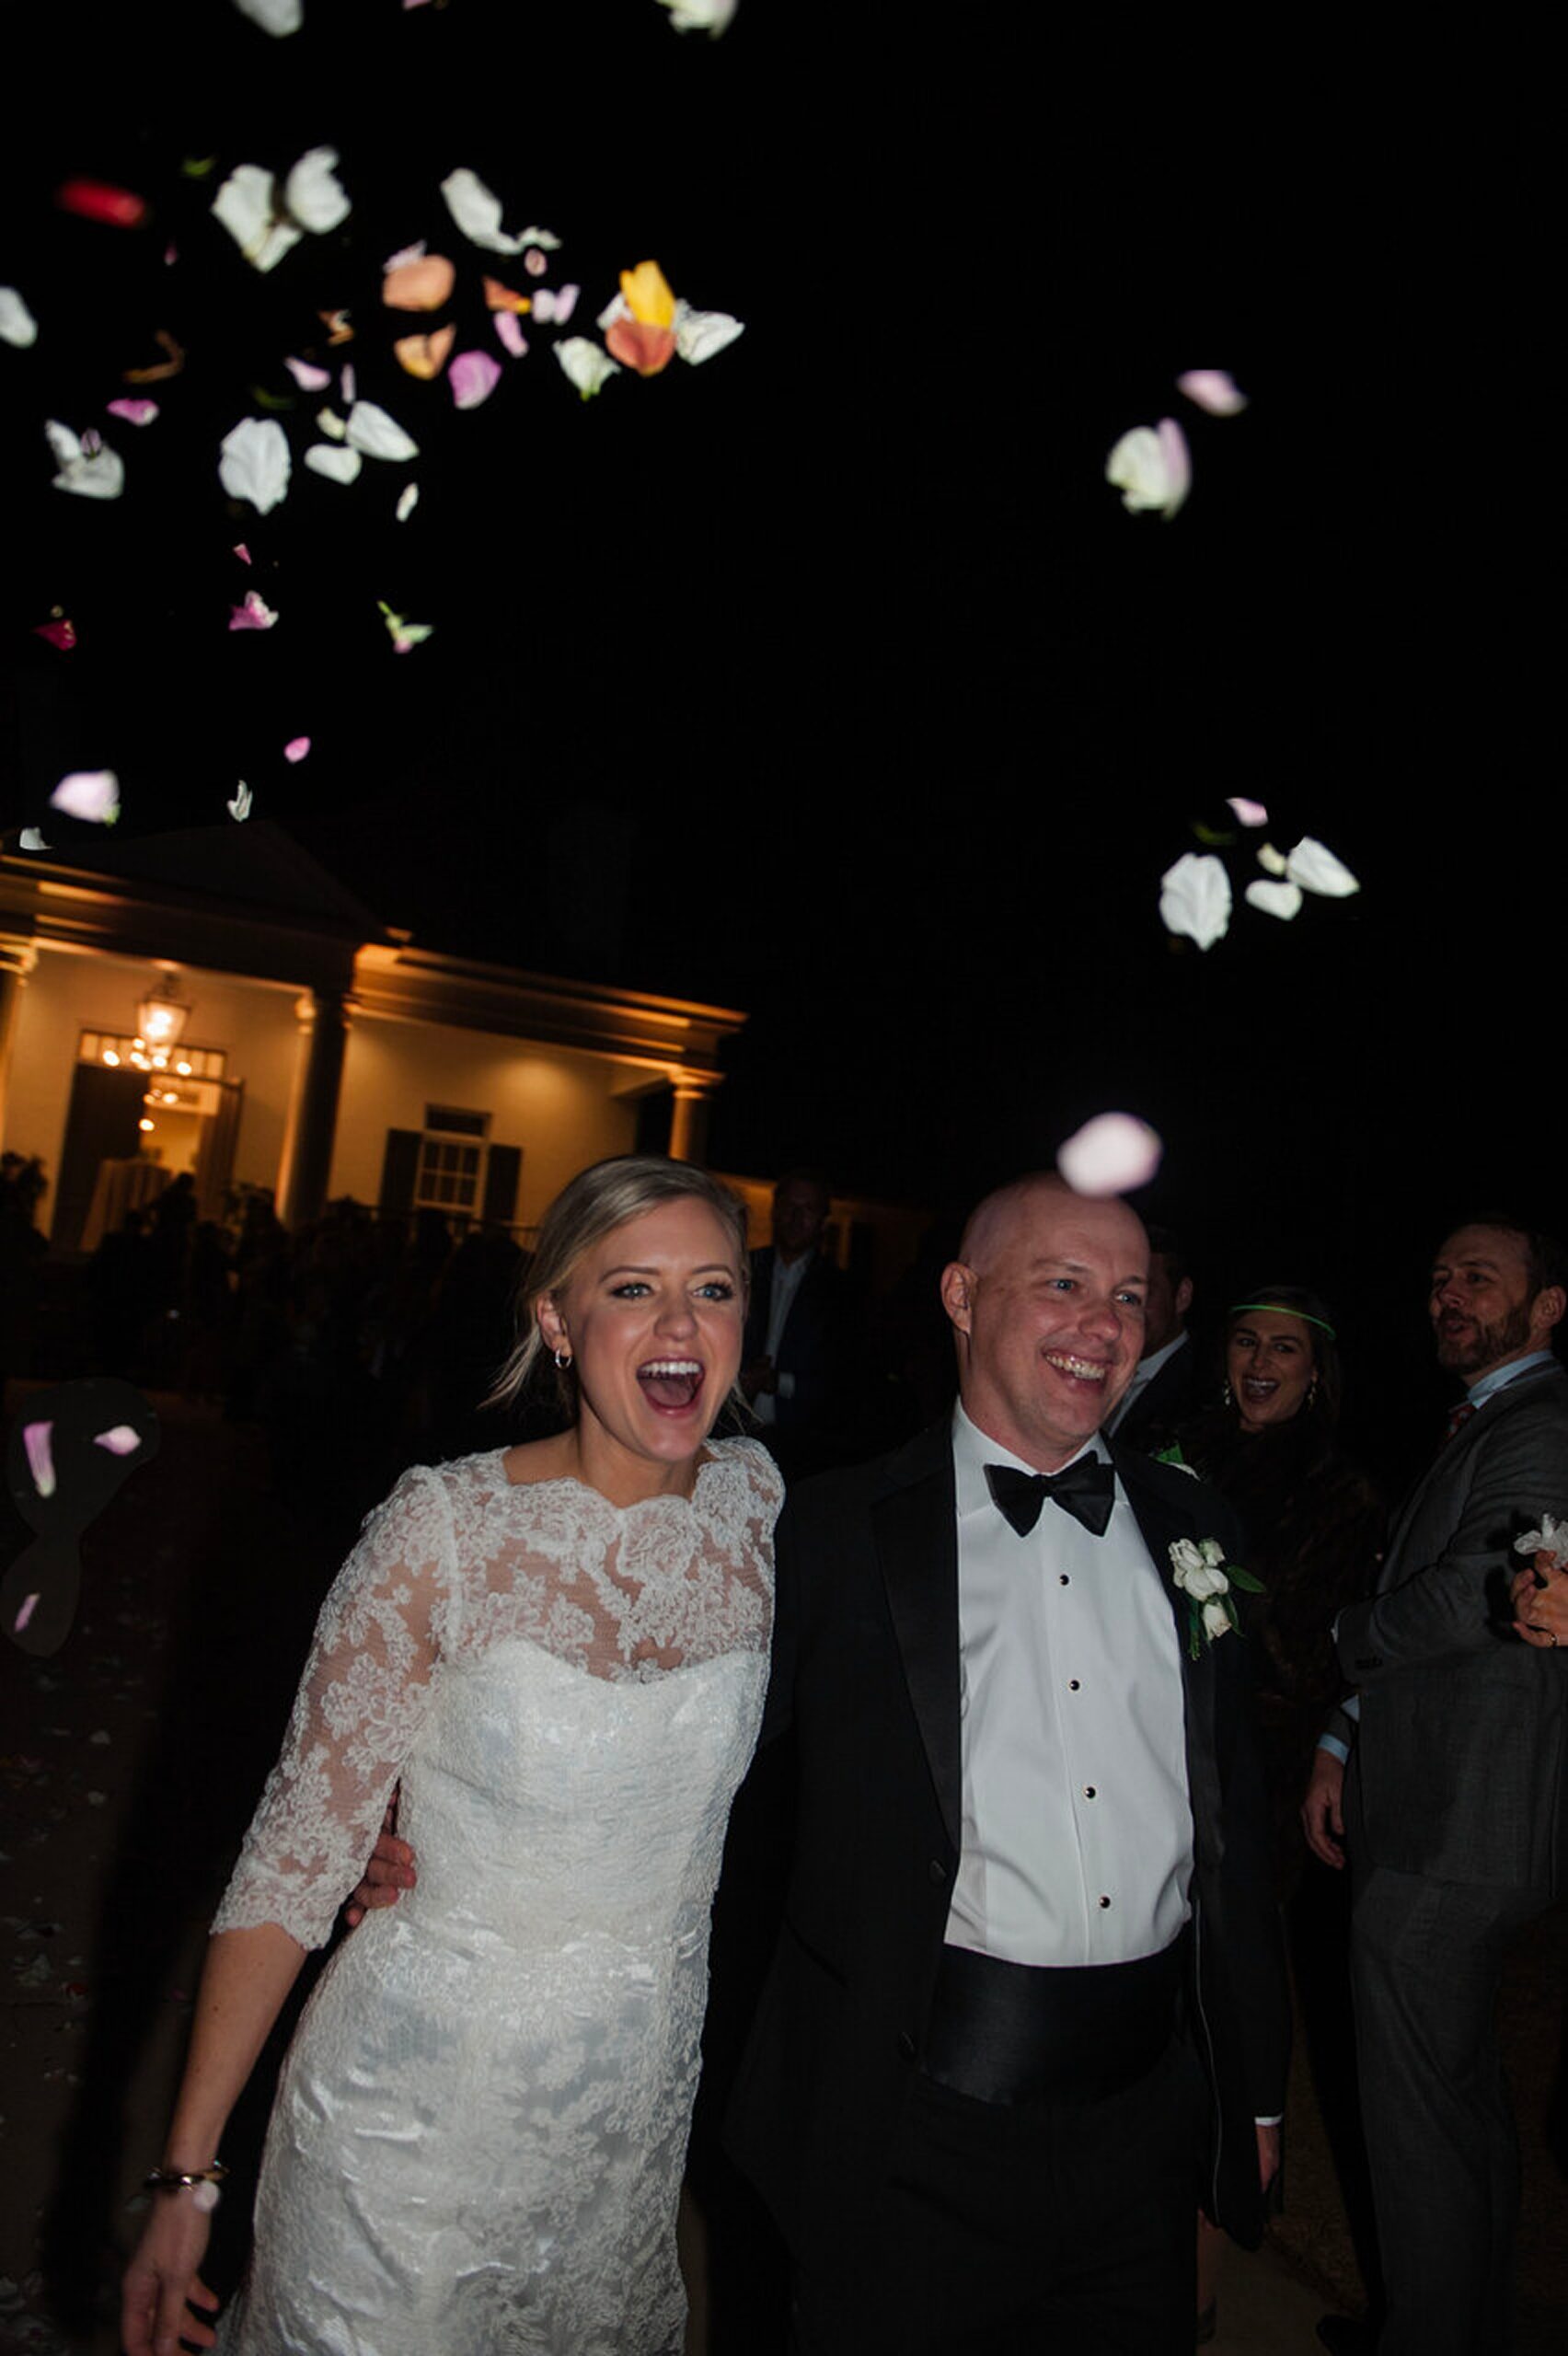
[1179,1283,1385,2343]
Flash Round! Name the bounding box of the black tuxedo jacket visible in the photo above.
[744,1248,852,1434]
[1113,1333,1203,1457]
[727,1421,1289,2269]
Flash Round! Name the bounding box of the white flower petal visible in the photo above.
[304,442,363,484]
[315,405,347,441]
[554,338,620,398]
[228,780,253,821]
[50,769,121,824]
[1107,420,1189,519]
[673,302,744,364]
[345,400,419,460]
[1202,1598,1232,1638]
[654,0,738,29]
[1285,837,1360,898]
[1256,842,1288,877]
[1159,851,1231,950]
[219,416,291,512]
[232,0,303,30]
[46,420,124,500]
[1177,369,1248,417]
[1227,796,1268,826]
[19,827,49,849]
[440,167,525,254]
[396,480,420,523]
[596,291,631,332]
[1,284,39,347]
[1056,1113,1163,1198]
[94,1424,143,1454]
[1244,879,1304,921]
[211,165,301,272]
[283,146,351,237]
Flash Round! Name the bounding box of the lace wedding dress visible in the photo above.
[209,1438,781,2355]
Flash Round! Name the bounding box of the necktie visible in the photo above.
[985,1459,1115,1540]
[1443,1400,1478,1446]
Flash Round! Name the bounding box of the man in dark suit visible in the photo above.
[1106,1222,1200,1455]
[742,1171,857,1479]
[729,1174,1288,2352]
[1303,1215,1568,2356]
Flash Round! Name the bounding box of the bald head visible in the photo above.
[942,1175,1150,1470]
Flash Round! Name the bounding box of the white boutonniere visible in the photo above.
[1168,1537,1263,1658]
[1514,1514,1568,1569]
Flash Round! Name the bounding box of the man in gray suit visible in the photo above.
[1303,1215,1568,2356]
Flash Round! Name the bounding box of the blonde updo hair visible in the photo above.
[488,1155,750,1412]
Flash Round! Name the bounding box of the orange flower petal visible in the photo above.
[393,325,456,380]
[619,260,676,329]
[382,254,456,312]
[605,317,677,376]
[482,275,533,315]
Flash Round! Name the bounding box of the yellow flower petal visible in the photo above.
[620,260,676,329]
[393,325,455,380]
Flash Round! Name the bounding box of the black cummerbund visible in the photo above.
[921,1932,1188,2108]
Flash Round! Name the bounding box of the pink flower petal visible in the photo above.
[233,543,252,564]
[494,311,528,359]
[1227,797,1268,827]
[94,1425,141,1455]
[524,248,548,279]
[50,769,121,824]
[449,349,502,410]
[15,1592,41,1633]
[228,591,278,630]
[283,735,310,762]
[33,618,76,651]
[340,363,355,405]
[1057,1114,1164,1198]
[1156,418,1192,518]
[1176,369,1249,417]
[531,284,579,325]
[283,356,331,391]
[105,398,159,426]
[23,1421,56,1497]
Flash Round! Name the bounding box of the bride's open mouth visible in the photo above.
[637,1358,705,1414]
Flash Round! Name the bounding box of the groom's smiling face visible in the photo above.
[941,1181,1148,1472]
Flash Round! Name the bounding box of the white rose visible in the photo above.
[1169,1539,1205,1581]
[1202,1600,1232,1640]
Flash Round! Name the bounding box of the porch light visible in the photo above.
[136,986,190,1047]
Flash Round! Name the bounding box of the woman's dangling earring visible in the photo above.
[1222,1379,1233,1409]
[1308,1375,1319,1408]
[554,1346,572,1370]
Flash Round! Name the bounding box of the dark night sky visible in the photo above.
[2,4,1558,1441]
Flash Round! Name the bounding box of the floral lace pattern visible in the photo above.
[211,1438,781,2355]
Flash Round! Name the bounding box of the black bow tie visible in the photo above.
[986,1458,1115,1540]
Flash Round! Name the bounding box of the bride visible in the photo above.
[122,1155,782,2355]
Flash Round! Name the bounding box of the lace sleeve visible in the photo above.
[211,1465,458,1950]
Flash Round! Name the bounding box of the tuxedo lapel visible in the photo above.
[1113,1447,1224,1874]
[873,1433,963,1854]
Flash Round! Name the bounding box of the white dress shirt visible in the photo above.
[944,1403,1193,1968]
[1106,1329,1190,1436]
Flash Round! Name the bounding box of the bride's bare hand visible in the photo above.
[121,2195,220,2356]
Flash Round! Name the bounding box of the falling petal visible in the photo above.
[234,543,252,563]
[1057,1113,1163,1198]
[1159,851,1231,950]
[51,769,121,824]
[483,275,531,313]
[654,0,738,29]
[449,349,502,408]
[524,248,548,279]
[383,253,455,310]
[673,303,744,364]
[494,312,528,359]
[440,167,527,253]
[530,284,580,326]
[605,317,676,376]
[1,286,39,347]
[23,1423,56,1497]
[123,329,185,384]
[377,601,434,653]
[283,147,351,237]
[620,260,677,329]
[1177,369,1248,417]
[46,420,124,500]
[19,828,49,850]
[32,618,76,651]
[211,165,300,272]
[393,326,455,380]
[1245,880,1304,920]
[14,1593,40,1633]
[93,1426,142,1455]
[554,337,618,398]
[283,356,331,390]
[1191,822,1234,848]
[228,591,278,629]
[346,400,419,460]
[1106,420,1191,519]
[1286,837,1360,897]
[233,0,303,29]
[105,398,158,425]
[1227,797,1268,826]
[315,405,347,440]
[283,736,310,762]
[56,179,147,229]
[1257,843,1288,877]
[228,780,253,820]
[396,481,420,522]
[318,308,353,344]
[383,238,427,271]
[219,416,290,512]
[304,442,363,484]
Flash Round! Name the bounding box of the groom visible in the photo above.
[725,1174,1288,2351]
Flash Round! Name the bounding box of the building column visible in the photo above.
[0,936,39,1147]
[666,1080,712,1164]
[275,989,352,1230]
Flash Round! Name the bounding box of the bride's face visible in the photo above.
[537,1199,746,1492]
